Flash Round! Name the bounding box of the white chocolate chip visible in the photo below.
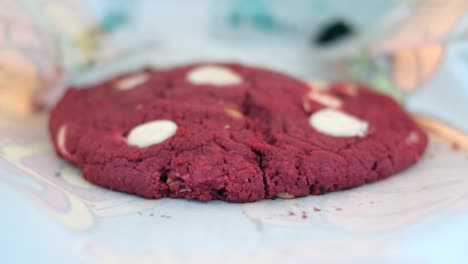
[57,125,70,156]
[115,73,149,91]
[187,65,242,86]
[179,188,191,193]
[406,131,420,144]
[309,108,368,137]
[167,178,183,186]
[308,80,329,90]
[224,108,243,118]
[276,192,295,199]
[308,90,342,108]
[127,120,178,148]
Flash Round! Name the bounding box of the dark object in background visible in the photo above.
[314,19,354,46]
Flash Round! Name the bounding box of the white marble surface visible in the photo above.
[1,112,468,264]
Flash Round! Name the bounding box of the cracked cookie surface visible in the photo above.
[49,64,427,202]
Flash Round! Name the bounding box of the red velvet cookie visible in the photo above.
[49,64,427,202]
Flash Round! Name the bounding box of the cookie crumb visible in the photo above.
[451,142,460,151]
[289,212,295,216]
[313,207,321,212]
[335,207,342,211]
[115,73,149,91]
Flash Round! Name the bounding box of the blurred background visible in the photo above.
[1,0,467,138]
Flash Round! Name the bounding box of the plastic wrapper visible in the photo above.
[0,0,146,116]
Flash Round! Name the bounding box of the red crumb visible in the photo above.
[302,214,308,219]
[289,212,295,216]
[313,207,321,212]
[452,142,460,151]
[335,207,343,211]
